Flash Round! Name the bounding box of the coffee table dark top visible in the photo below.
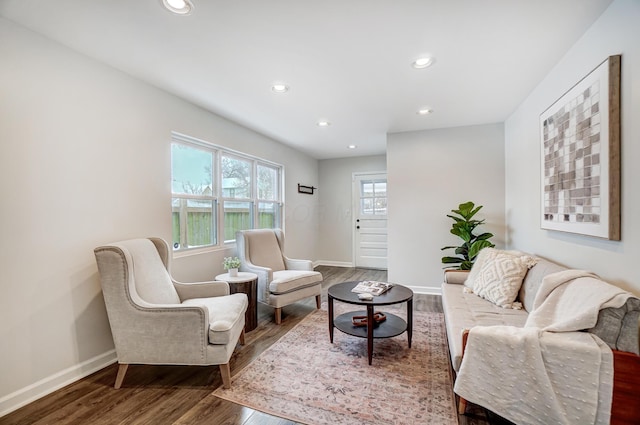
[328,281,413,306]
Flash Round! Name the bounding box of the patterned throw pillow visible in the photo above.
[467,248,538,308]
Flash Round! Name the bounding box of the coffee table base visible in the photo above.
[334,310,408,339]
[328,284,413,365]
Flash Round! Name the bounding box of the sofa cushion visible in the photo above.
[270,270,322,294]
[182,293,248,345]
[467,248,537,308]
[518,257,567,312]
[442,283,528,371]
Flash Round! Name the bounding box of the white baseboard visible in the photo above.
[312,263,442,296]
[406,285,442,296]
[0,349,117,417]
[314,260,354,268]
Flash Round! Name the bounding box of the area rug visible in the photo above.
[213,304,457,425]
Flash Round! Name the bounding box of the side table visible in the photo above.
[215,272,258,332]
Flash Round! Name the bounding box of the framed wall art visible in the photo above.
[540,55,621,240]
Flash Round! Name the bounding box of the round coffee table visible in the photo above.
[327,281,413,365]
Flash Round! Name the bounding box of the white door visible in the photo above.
[353,172,387,269]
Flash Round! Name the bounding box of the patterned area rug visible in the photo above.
[213,304,457,425]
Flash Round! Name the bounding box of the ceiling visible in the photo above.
[0,0,612,159]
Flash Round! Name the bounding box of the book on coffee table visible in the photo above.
[351,281,394,296]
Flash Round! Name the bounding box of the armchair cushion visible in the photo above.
[126,239,180,305]
[247,230,286,272]
[183,293,248,345]
[270,270,323,294]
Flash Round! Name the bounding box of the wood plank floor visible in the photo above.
[1,266,499,425]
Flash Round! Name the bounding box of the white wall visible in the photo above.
[387,124,505,293]
[0,18,318,414]
[505,0,639,295]
[317,155,387,265]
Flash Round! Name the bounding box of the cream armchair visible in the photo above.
[93,237,247,389]
[236,229,322,324]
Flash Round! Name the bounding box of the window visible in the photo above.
[171,144,216,250]
[171,134,283,251]
[222,154,252,242]
[360,179,387,215]
[257,163,281,230]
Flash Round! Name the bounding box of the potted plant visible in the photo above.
[223,256,241,277]
[441,201,495,270]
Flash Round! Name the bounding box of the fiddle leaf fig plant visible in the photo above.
[441,201,495,270]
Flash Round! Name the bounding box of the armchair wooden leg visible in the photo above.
[219,363,232,389]
[315,295,321,309]
[114,363,129,389]
[239,328,245,345]
[458,396,468,415]
[275,307,282,324]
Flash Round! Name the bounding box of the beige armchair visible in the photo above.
[93,237,247,389]
[236,229,322,324]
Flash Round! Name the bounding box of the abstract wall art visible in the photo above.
[540,55,621,240]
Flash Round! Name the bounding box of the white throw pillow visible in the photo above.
[467,248,538,308]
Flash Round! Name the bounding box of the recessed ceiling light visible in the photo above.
[412,56,434,69]
[417,108,433,115]
[317,120,331,127]
[162,0,193,15]
[271,83,289,93]
[348,145,357,149]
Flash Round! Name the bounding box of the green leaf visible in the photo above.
[475,232,494,241]
[454,246,468,256]
[446,214,464,223]
[457,201,475,218]
[465,205,482,220]
[451,222,474,241]
[441,246,458,251]
[468,240,494,260]
[460,261,474,270]
[441,256,464,264]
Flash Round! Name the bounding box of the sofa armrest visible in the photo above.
[444,270,470,285]
[173,280,230,301]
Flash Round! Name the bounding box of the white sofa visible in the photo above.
[441,253,640,423]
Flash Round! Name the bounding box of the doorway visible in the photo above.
[353,172,388,269]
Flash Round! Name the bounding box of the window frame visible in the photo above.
[359,178,387,216]
[171,132,284,254]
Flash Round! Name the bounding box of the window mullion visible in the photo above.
[216,150,224,247]
[252,160,258,229]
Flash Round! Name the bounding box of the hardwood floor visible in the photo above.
[1,266,495,425]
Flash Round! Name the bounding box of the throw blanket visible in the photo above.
[454,270,634,425]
